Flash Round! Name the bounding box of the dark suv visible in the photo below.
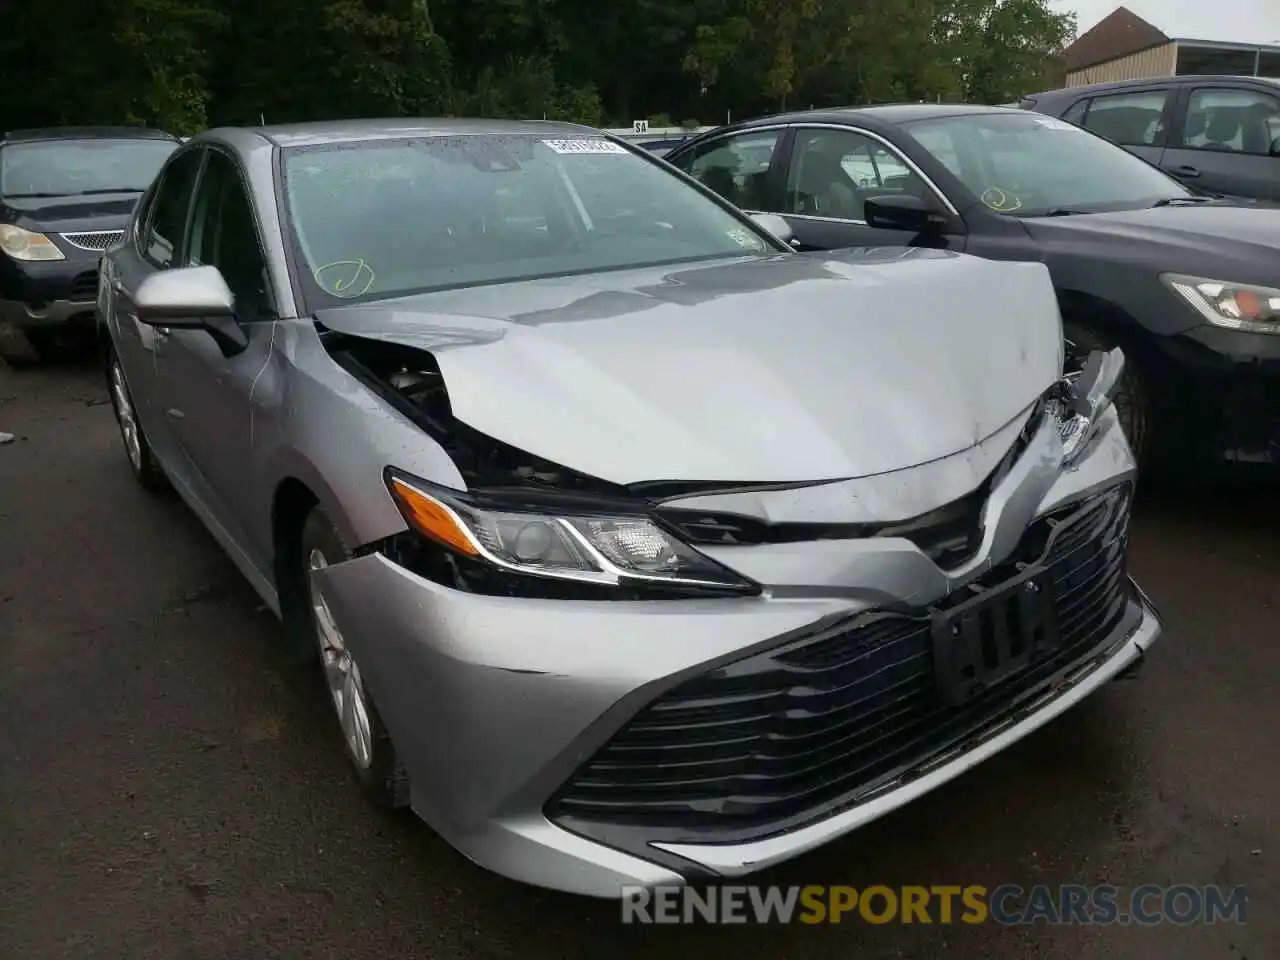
[0,126,179,364]
[1020,76,1280,202]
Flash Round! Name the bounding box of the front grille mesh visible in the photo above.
[548,485,1135,835]
[60,230,124,251]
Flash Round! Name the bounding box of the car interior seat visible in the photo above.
[1204,109,1243,151]
[791,150,860,219]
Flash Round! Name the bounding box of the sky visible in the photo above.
[1049,0,1280,46]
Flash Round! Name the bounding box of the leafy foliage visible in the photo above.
[0,0,1074,135]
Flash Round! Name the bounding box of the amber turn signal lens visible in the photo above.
[387,477,480,556]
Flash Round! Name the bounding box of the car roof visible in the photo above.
[706,103,1024,136]
[2,125,178,144]
[198,117,604,150]
[1026,75,1280,100]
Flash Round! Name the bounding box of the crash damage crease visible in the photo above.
[306,336,1148,895]
[321,329,1072,584]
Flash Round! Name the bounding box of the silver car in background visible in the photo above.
[99,119,1161,897]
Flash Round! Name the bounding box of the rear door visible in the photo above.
[1158,82,1280,201]
[1072,86,1176,168]
[668,126,792,221]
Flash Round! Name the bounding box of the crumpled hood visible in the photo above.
[316,248,1063,485]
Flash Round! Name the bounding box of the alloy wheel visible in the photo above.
[110,358,143,471]
[308,549,374,770]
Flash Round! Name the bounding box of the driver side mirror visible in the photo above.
[749,212,797,246]
[864,194,949,234]
[134,265,248,356]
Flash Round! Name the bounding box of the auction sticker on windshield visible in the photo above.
[542,139,628,155]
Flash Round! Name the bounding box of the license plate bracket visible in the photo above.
[932,564,1060,706]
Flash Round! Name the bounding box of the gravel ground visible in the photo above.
[1,357,1276,960]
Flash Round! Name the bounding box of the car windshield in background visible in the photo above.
[902,112,1193,216]
[0,139,177,198]
[281,134,771,304]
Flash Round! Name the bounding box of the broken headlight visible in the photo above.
[1049,347,1125,466]
[383,469,758,596]
[1162,273,1280,335]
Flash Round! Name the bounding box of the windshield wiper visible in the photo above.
[2,191,68,199]
[1149,196,1212,207]
[1036,208,1091,217]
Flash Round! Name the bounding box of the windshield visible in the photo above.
[281,134,772,304]
[901,112,1192,216]
[0,138,177,198]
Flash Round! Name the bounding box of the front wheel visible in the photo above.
[298,507,410,809]
[106,348,168,491]
[1062,319,1151,468]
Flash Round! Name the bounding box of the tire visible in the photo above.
[298,506,410,809]
[106,347,169,491]
[1062,318,1152,469]
[0,326,48,367]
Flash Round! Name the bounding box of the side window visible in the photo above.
[1081,90,1170,146]
[142,149,203,268]
[685,131,782,210]
[785,128,931,222]
[1181,88,1280,156]
[1062,99,1090,125]
[187,151,274,319]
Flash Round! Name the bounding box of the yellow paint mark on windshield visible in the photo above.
[315,259,376,298]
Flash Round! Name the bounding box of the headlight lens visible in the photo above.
[0,224,65,261]
[385,471,755,593]
[1162,273,1280,335]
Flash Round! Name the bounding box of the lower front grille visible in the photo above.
[548,485,1136,838]
[70,270,99,301]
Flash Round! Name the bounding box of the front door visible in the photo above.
[776,126,967,252]
[107,146,206,472]
[153,146,280,571]
[1159,84,1280,201]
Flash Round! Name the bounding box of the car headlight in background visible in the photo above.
[384,470,757,595]
[0,224,65,261]
[1162,273,1280,335]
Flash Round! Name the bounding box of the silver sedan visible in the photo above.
[99,118,1161,897]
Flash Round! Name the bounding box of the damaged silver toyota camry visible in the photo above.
[100,119,1161,897]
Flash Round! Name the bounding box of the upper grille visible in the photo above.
[60,230,124,252]
[548,485,1135,837]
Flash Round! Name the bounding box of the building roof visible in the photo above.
[1063,7,1169,72]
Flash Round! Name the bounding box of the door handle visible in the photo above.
[1171,164,1201,178]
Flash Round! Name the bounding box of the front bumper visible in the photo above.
[1150,324,1280,471]
[312,410,1163,897]
[0,254,102,358]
